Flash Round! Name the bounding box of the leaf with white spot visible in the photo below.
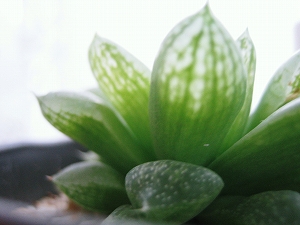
[149,4,247,166]
[209,98,300,195]
[103,160,223,224]
[247,49,300,132]
[220,29,256,151]
[87,87,112,105]
[53,161,129,213]
[102,205,175,225]
[89,35,154,156]
[37,91,154,173]
[199,191,300,225]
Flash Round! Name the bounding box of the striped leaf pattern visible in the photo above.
[38,91,153,173]
[149,5,247,166]
[89,36,154,157]
[247,49,300,131]
[220,29,256,151]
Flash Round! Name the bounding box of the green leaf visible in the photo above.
[199,191,300,225]
[102,205,175,225]
[87,87,113,105]
[247,49,300,131]
[89,35,154,156]
[53,161,129,213]
[103,160,223,225]
[209,98,300,195]
[220,29,256,151]
[149,4,247,166]
[37,91,154,173]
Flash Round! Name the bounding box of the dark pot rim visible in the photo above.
[0,140,106,225]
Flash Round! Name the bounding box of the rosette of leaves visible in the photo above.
[38,3,300,225]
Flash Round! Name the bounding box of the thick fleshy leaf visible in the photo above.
[149,4,247,166]
[199,191,300,225]
[220,29,256,151]
[88,87,112,105]
[89,35,153,155]
[37,91,155,173]
[102,205,175,225]
[247,49,300,131]
[209,98,300,195]
[53,161,129,213]
[104,160,223,225]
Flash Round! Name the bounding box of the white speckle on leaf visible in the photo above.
[170,77,180,89]
[200,32,210,48]
[216,61,224,75]
[125,66,134,79]
[225,86,235,99]
[189,79,204,101]
[168,78,186,103]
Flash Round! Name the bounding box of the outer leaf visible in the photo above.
[89,35,154,156]
[53,161,129,213]
[102,205,175,225]
[105,160,223,225]
[38,91,154,173]
[209,98,300,195]
[87,87,112,105]
[220,29,256,151]
[247,49,300,131]
[199,191,300,225]
[149,4,247,166]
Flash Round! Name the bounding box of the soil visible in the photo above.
[13,193,106,225]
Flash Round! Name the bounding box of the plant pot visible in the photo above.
[0,141,108,225]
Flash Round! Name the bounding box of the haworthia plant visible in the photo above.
[38,3,300,225]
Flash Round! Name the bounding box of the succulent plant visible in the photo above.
[38,3,300,225]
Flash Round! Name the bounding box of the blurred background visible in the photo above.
[0,0,300,145]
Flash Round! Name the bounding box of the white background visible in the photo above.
[0,0,300,144]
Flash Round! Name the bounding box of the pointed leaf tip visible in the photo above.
[103,160,223,225]
[247,49,300,131]
[38,91,153,174]
[149,3,247,166]
[89,35,154,156]
[124,160,223,224]
[220,28,256,151]
[53,161,129,213]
